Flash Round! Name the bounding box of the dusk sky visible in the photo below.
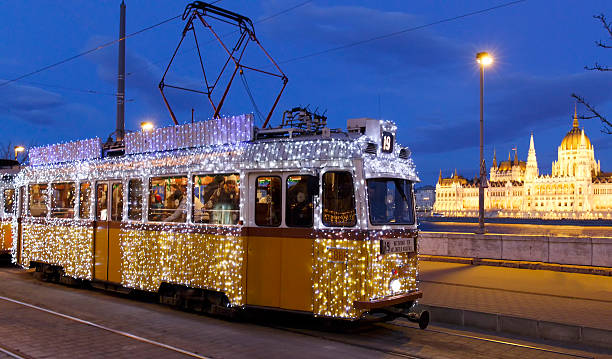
[1,0,611,185]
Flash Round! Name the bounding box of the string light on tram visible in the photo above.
[12,115,420,319]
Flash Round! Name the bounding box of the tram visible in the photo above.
[10,111,427,325]
[0,159,19,261]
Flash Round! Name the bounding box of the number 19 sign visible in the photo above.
[381,131,394,153]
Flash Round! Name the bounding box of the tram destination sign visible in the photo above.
[380,238,414,254]
[381,131,394,153]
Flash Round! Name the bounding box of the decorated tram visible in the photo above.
[7,113,427,325]
[0,160,19,261]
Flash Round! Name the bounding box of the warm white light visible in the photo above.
[476,52,493,67]
[14,146,25,153]
[140,121,154,132]
[13,114,421,320]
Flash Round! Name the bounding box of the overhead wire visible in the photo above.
[1,0,526,99]
[0,0,224,90]
[277,0,527,65]
[0,15,181,89]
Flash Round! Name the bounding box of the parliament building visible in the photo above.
[433,109,612,219]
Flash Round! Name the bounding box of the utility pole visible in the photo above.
[116,1,126,143]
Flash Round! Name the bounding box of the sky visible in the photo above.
[0,0,611,185]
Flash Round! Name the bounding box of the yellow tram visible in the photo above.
[0,160,19,260]
[11,113,426,324]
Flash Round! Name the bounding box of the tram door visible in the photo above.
[94,181,123,283]
[16,186,26,265]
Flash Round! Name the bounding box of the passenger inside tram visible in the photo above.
[286,175,316,227]
[193,174,240,224]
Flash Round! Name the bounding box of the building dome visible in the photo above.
[560,112,591,150]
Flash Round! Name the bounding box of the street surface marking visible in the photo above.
[0,295,210,359]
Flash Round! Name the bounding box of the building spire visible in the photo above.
[454,168,457,178]
[492,148,497,168]
[526,132,538,180]
[438,169,442,183]
[513,148,518,165]
[573,102,579,128]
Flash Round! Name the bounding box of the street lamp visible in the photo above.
[140,121,154,132]
[476,52,493,234]
[14,145,25,161]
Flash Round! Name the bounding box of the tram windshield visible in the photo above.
[367,178,414,225]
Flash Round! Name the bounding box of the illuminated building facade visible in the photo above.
[434,110,612,219]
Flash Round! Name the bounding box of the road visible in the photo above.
[0,267,606,358]
[418,220,612,237]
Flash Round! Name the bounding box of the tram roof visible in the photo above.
[20,115,419,182]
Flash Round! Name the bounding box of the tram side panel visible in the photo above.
[1,219,12,254]
[120,224,247,306]
[21,219,94,279]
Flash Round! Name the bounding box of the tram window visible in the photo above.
[148,176,188,223]
[29,184,48,218]
[3,189,15,215]
[128,179,143,221]
[50,183,76,218]
[255,176,281,226]
[286,175,317,227]
[79,182,92,219]
[96,184,108,220]
[193,174,239,225]
[111,182,123,222]
[322,172,356,227]
[367,178,415,225]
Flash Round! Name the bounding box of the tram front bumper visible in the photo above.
[353,290,423,310]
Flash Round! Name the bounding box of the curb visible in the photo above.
[420,304,612,350]
[419,255,612,276]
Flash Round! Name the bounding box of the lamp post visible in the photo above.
[476,52,492,233]
[14,145,25,161]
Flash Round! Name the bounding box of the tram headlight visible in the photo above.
[390,278,401,293]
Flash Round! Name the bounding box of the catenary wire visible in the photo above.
[0,0,222,89]
[278,0,527,65]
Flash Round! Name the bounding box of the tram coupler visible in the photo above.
[381,308,430,329]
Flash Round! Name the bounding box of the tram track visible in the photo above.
[267,325,424,359]
[0,344,28,359]
[268,319,597,359]
[0,295,210,359]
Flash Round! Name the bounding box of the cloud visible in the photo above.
[260,3,464,71]
[0,81,65,124]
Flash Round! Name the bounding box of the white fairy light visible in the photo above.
[11,116,420,319]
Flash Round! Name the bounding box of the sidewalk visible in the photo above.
[417,260,612,349]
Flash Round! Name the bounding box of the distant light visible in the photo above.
[140,121,154,132]
[476,52,493,67]
[14,145,25,161]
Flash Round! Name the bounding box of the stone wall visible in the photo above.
[419,231,612,267]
